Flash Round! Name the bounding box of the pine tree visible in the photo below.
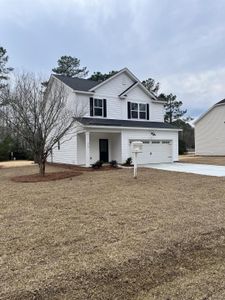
[0,47,13,89]
[52,55,88,78]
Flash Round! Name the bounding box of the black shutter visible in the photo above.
[127,102,131,119]
[103,99,107,117]
[147,104,149,120]
[90,97,93,116]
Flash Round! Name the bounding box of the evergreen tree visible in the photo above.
[159,93,187,123]
[52,55,88,78]
[142,78,160,94]
[89,70,118,82]
[0,47,13,89]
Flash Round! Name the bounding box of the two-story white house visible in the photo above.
[48,68,179,166]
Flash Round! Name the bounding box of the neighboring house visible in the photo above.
[195,99,225,155]
[48,68,179,166]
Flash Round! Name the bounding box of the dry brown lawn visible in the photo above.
[1,164,225,299]
[0,160,34,168]
[180,155,225,166]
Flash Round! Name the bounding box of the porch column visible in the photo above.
[85,131,90,167]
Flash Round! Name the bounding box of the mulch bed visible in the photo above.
[47,162,121,172]
[10,163,122,183]
[11,171,82,183]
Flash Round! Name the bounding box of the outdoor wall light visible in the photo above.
[151,132,156,136]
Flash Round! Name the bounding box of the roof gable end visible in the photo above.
[194,98,225,125]
[89,67,160,101]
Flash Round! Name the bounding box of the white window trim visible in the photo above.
[93,98,103,117]
[131,102,147,120]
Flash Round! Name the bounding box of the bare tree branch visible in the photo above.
[0,72,86,175]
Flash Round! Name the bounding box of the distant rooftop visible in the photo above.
[216,98,225,105]
[53,75,99,91]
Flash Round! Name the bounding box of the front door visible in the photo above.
[99,139,109,162]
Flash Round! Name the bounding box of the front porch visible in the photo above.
[77,130,122,167]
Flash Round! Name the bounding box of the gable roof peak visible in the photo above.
[194,97,225,124]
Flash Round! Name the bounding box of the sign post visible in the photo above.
[131,141,143,179]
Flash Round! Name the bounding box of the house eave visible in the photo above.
[80,124,181,132]
[152,100,167,104]
[73,90,94,95]
[194,102,225,125]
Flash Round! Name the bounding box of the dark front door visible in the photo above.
[99,139,109,162]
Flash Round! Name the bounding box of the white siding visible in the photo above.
[89,132,121,163]
[53,71,165,122]
[125,86,164,122]
[49,128,178,165]
[79,77,165,122]
[195,105,225,155]
[74,94,89,117]
[111,134,121,162]
[50,133,77,165]
[151,102,164,122]
[90,72,135,120]
[126,86,152,102]
[94,73,134,96]
[48,71,177,166]
[77,133,85,164]
[121,129,178,163]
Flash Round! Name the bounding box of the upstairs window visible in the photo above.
[131,103,138,119]
[90,98,107,117]
[94,99,103,116]
[139,104,147,119]
[129,102,148,120]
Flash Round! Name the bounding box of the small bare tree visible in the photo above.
[0,72,86,175]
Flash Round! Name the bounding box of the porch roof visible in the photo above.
[77,117,179,130]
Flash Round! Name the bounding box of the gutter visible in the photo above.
[73,90,94,95]
[80,124,182,132]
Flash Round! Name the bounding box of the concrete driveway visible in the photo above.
[144,162,225,177]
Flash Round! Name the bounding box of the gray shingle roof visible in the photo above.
[53,75,99,91]
[78,117,179,129]
[216,98,225,105]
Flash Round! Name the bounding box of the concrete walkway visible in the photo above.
[144,163,225,177]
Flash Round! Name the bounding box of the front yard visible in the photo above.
[180,154,225,166]
[1,163,225,299]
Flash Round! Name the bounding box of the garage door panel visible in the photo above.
[130,140,172,164]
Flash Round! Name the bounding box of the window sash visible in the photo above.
[139,111,146,119]
[94,99,103,116]
[130,102,147,120]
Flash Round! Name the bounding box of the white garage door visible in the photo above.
[131,140,172,164]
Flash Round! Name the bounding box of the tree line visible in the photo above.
[0,47,194,174]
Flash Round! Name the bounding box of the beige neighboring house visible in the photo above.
[195,99,225,155]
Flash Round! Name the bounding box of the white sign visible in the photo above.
[131,141,143,178]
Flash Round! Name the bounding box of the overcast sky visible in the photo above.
[1,0,225,118]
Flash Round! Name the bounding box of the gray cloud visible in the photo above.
[1,0,225,118]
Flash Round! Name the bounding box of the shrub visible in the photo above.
[0,136,13,161]
[92,160,104,169]
[109,160,118,168]
[125,157,132,166]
